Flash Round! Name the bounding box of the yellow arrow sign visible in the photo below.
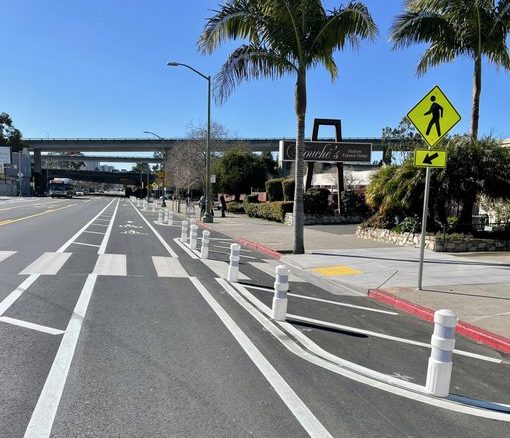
[414,149,447,168]
[407,86,461,147]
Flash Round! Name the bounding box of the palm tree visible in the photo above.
[198,0,377,254]
[390,0,510,140]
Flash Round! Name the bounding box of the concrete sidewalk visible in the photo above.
[180,210,510,353]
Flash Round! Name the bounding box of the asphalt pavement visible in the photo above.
[1,196,509,437]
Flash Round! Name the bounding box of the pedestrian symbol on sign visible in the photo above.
[424,96,443,137]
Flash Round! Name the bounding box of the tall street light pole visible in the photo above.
[143,130,167,207]
[167,61,213,223]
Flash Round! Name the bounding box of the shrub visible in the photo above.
[244,200,293,222]
[340,190,372,218]
[304,187,331,214]
[226,201,245,214]
[265,178,284,201]
[246,194,259,203]
[393,216,421,233]
[282,178,295,201]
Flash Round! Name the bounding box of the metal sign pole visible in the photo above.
[417,166,431,290]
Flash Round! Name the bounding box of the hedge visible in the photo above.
[282,178,295,201]
[303,187,331,214]
[265,178,285,202]
[243,200,293,222]
[226,201,245,214]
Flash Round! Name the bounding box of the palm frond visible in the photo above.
[311,2,378,55]
[213,44,296,103]
[416,43,460,75]
[198,0,263,54]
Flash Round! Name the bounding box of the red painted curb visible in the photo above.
[368,289,510,354]
[236,237,282,260]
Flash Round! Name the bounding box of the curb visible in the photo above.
[236,238,282,260]
[368,289,510,355]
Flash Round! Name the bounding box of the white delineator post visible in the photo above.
[272,265,289,321]
[164,210,169,223]
[167,211,173,226]
[181,220,189,243]
[227,243,241,282]
[158,209,163,222]
[426,309,458,397]
[189,224,198,250]
[201,230,210,259]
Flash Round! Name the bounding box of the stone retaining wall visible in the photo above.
[356,226,510,252]
[284,213,364,226]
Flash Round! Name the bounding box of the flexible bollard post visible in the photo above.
[201,230,210,259]
[158,210,163,222]
[181,220,189,243]
[426,309,457,397]
[227,244,241,282]
[167,212,173,226]
[151,204,155,213]
[189,224,198,250]
[189,218,196,227]
[272,265,289,321]
[164,210,169,223]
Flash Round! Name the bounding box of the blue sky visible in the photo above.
[1,1,509,168]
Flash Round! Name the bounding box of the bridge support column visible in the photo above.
[33,150,44,196]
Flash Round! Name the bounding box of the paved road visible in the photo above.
[1,197,509,437]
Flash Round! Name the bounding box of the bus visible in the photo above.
[48,178,74,198]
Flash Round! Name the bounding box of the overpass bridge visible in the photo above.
[26,137,387,195]
[47,169,155,186]
[42,155,161,163]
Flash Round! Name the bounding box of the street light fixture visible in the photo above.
[143,130,167,207]
[167,61,213,223]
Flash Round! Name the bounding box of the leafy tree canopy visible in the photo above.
[0,112,24,152]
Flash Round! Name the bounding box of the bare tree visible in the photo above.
[166,121,229,196]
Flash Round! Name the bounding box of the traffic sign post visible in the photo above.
[407,86,460,290]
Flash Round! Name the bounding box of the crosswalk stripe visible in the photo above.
[152,256,189,277]
[20,252,72,275]
[0,251,16,263]
[0,316,64,335]
[92,254,127,276]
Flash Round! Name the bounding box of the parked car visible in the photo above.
[75,191,84,196]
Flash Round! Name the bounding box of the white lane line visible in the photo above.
[129,200,178,257]
[249,262,306,282]
[83,230,105,235]
[173,238,199,259]
[0,251,16,263]
[23,274,98,438]
[71,242,101,248]
[92,254,127,276]
[19,252,72,275]
[242,284,398,316]
[90,223,108,227]
[209,250,259,260]
[57,199,115,253]
[286,314,502,364]
[152,256,189,277]
[213,244,253,253]
[218,279,510,421]
[202,259,250,280]
[0,274,40,316]
[0,316,64,335]
[190,277,334,438]
[98,198,120,254]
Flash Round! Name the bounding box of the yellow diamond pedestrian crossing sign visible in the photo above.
[414,149,447,168]
[407,86,461,147]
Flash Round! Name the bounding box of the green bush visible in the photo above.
[226,201,245,214]
[340,190,373,218]
[244,200,293,222]
[393,216,421,233]
[282,178,295,201]
[265,178,285,202]
[303,187,331,214]
[246,194,259,203]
